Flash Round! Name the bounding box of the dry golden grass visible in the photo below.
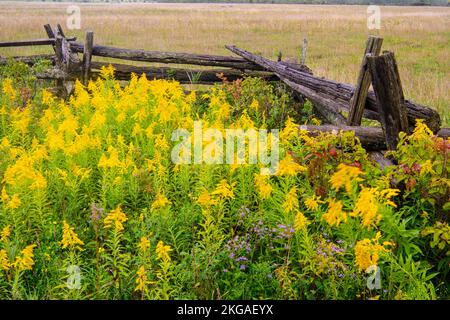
[0,2,448,124]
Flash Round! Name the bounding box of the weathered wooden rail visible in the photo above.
[0,24,447,167]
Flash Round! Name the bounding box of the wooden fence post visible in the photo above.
[82,31,94,85]
[347,36,383,126]
[368,51,409,150]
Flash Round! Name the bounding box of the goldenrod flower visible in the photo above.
[254,174,273,200]
[2,78,16,100]
[304,195,322,211]
[135,266,154,293]
[280,117,298,143]
[276,154,307,176]
[322,199,347,227]
[14,244,37,272]
[61,221,84,251]
[156,240,172,262]
[138,236,150,253]
[104,206,128,232]
[6,194,21,210]
[379,188,399,208]
[99,64,115,79]
[151,192,171,210]
[294,211,309,231]
[0,249,10,271]
[212,180,235,200]
[351,187,381,229]
[283,186,299,213]
[330,164,363,194]
[354,232,392,272]
[197,190,218,207]
[1,225,11,242]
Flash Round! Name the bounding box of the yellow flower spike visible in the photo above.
[151,193,171,210]
[0,249,11,271]
[138,237,151,253]
[254,174,273,200]
[354,233,392,272]
[294,211,309,232]
[280,117,299,143]
[104,206,128,232]
[99,64,115,79]
[6,194,21,210]
[1,225,11,242]
[2,78,16,100]
[322,199,347,227]
[304,195,323,211]
[329,163,364,194]
[1,187,9,203]
[276,154,307,176]
[197,190,218,207]
[283,186,299,213]
[351,187,381,229]
[61,221,84,251]
[211,180,236,200]
[14,244,37,272]
[156,241,172,262]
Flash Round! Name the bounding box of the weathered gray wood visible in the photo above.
[44,24,56,39]
[56,24,66,38]
[69,42,312,74]
[281,77,347,125]
[437,128,450,139]
[82,31,94,85]
[347,36,383,126]
[0,39,56,47]
[368,51,409,150]
[225,45,441,132]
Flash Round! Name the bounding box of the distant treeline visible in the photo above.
[11,0,450,6]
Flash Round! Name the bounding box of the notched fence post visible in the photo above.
[368,51,409,150]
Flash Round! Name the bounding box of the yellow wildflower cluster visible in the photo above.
[0,225,11,242]
[254,174,273,200]
[354,232,393,272]
[294,211,309,231]
[13,244,37,272]
[61,221,84,251]
[276,154,307,176]
[138,236,151,253]
[156,241,172,262]
[151,192,171,210]
[330,164,363,194]
[322,199,347,227]
[104,206,128,232]
[283,186,299,213]
[211,179,236,200]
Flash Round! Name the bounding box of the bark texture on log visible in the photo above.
[225,45,441,132]
[69,42,312,74]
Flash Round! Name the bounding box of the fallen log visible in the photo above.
[225,45,441,132]
[69,42,312,74]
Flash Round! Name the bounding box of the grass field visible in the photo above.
[0,2,448,123]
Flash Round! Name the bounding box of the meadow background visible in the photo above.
[0,2,448,124]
